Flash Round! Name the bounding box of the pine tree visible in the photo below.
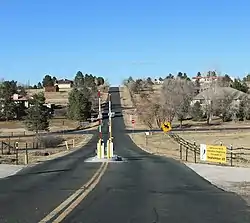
[24,93,49,133]
[67,88,92,121]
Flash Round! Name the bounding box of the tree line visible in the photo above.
[0,71,107,133]
[124,72,250,129]
[27,72,105,89]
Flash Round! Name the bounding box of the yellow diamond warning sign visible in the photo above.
[161,121,172,133]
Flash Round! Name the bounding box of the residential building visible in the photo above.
[154,78,164,85]
[55,79,73,89]
[191,87,249,108]
[12,93,30,108]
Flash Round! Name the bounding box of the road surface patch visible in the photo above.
[38,162,108,223]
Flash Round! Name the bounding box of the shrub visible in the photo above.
[36,135,64,148]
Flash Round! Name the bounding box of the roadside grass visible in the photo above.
[0,134,93,165]
[129,131,250,167]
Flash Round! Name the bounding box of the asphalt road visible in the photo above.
[63,87,250,222]
[0,87,249,222]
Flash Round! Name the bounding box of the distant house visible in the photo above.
[55,79,73,89]
[191,87,249,107]
[154,78,164,85]
[12,93,30,108]
[0,93,31,115]
[44,85,59,92]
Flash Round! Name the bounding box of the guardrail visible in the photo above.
[169,133,250,167]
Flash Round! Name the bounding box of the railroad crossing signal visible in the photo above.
[161,121,172,133]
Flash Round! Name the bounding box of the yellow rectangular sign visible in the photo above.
[206,145,227,163]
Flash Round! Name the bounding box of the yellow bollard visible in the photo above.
[65,141,69,150]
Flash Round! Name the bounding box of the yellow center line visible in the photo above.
[52,162,109,222]
[39,162,108,223]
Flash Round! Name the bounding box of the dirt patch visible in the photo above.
[0,134,93,165]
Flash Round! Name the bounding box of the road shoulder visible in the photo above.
[186,163,250,205]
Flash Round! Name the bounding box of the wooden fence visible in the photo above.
[169,133,250,167]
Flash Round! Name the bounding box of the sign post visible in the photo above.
[131,119,135,133]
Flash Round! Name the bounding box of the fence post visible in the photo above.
[145,134,148,147]
[65,141,69,150]
[185,146,188,161]
[15,142,19,165]
[180,144,182,160]
[8,137,10,154]
[194,141,197,163]
[230,144,233,166]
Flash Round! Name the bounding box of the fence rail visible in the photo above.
[169,132,250,167]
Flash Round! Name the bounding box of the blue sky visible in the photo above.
[1,0,250,85]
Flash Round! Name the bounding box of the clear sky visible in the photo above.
[1,0,250,85]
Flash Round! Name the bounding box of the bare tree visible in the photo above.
[160,79,194,126]
[136,96,155,130]
[213,90,237,122]
[240,96,250,120]
[200,81,218,124]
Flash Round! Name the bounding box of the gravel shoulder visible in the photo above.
[0,164,25,179]
[186,163,250,205]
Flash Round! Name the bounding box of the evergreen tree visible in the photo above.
[24,92,49,133]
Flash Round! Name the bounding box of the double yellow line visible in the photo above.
[39,162,108,223]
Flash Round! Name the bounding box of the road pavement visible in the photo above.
[63,88,250,222]
[0,87,249,222]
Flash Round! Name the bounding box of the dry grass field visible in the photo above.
[129,131,250,167]
[27,87,108,105]
[0,117,99,136]
[0,133,93,165]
